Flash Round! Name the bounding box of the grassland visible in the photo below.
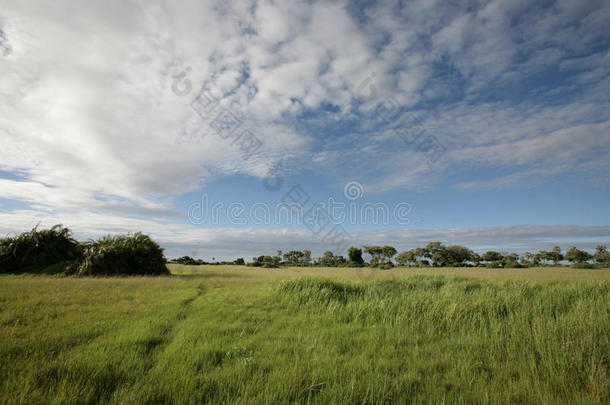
[1,266,608,404]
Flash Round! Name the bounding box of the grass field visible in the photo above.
[1,266,609,404]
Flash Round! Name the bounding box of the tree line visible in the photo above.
[171,243,610,269]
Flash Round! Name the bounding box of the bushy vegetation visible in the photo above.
[0,225,168,276]
[571,262,599,269]
[248,254,281,268]
[65,233,169,276]
[0,225,78,273]
[168,256,245,266]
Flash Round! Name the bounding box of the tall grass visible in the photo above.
[0,225,78,273]
[1,273,607,403]
[66,233,169,276]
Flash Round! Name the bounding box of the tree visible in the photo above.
[423,242,451,267]
[413,247,430,266]
[565,246,592,264]
[381,246,397,264]
[283,250,305,266]
[594,245,610,266]
[395,250,416,266]
[446,245,475,266]
[522,252,534,265]
[363,246,384,266]
[302,250,312,266]
[481,251,503,263]
[319,251,335,267]
[318,251,346,267]
[550,246,563,265]
[471,252,481,266]
[234,258,245,265]
[347,247,364,265]
[250,255,279,268]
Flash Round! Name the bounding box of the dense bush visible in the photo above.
[570,262,598,269]
[0,225,79,274]
[504,261,526,268]
[65,233,169,276]
[169,256,208,265]
[248,255,280,268]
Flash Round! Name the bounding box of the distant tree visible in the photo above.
[234,258,245,265]
[335,255,347,266]
[171,256,207,265]
[446,245,475,266]
[522,252,534,266]
[302,250,312,266]
[347,247,364,265]
[381,246,397,264]
[317,251,347,267]
[283,250,304,266]
[395,250,417,266]
[594,245,610,266]
[319,251,335,267]
[413,247,430,266]
[481,251,503,263]
[363,246,384,266]
[423,242,450,266]
[249,255,279,268]
[550,246,563,265]
[564,246,592,264]
[471,252,481,266]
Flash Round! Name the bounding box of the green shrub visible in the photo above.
[504,261,526,268]
[570,262,598,269]
[66,233,169,276]
[0,225,79,274]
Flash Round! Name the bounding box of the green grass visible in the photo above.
[1,266,608,404]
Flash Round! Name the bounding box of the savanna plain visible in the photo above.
[1,265,609,404]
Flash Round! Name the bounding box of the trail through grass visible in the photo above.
[0,267,608,403]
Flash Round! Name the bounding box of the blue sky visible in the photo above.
[0,0,609,259]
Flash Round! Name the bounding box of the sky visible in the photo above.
[0,0,609,260]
